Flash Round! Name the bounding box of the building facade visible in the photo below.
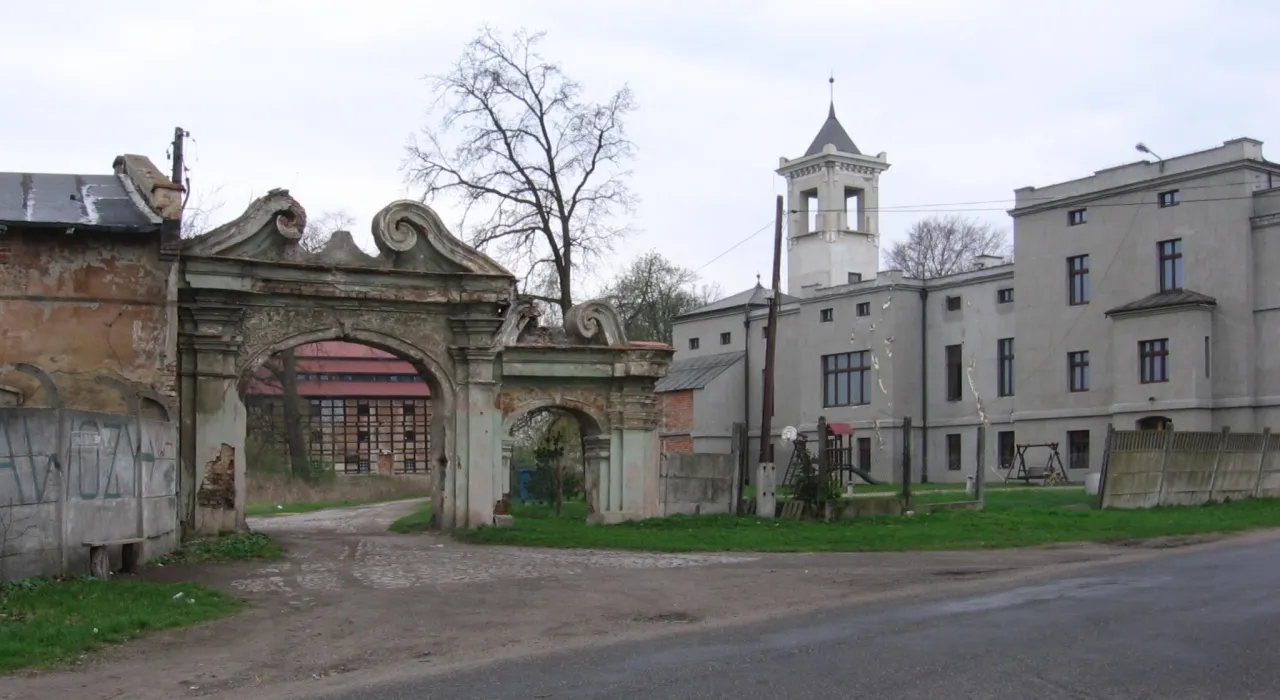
[662,102,1280,483]
[243,341,433,475]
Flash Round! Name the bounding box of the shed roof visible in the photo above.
[654,351,744,393]
[0,171,160,232]
[1105,289,1217,316]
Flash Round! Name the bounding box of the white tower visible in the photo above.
[778,87,890,297]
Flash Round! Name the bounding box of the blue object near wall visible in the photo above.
[516,467,535,502]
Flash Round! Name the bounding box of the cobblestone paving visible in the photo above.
[236,501,757,596]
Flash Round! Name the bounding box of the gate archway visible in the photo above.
[176,191,671,533]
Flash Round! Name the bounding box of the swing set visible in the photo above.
[1002,442,1069,485]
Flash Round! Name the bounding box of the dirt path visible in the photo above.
[0,501,1256,700]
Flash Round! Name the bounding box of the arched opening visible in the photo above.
[1136,416,1172,431]
[235,333,452,523]
[502,403,607,521]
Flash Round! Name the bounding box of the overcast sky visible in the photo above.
[4,0,1275,296]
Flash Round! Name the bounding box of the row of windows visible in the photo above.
[295,373,426,383]
[1067,237,1183,305]
[687,331,734,350]
[1067,189,1181,228]
[824,334,1202,407]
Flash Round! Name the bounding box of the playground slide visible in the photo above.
[848,466,884,485]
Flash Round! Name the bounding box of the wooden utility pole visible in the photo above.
[758,195,784,464]
[171,127,187,187]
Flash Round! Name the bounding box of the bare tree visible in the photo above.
[180,185,226,238]
[600,252,721,344]
[404,27,638,314]
[883,215,1011,279]
[301,210,357,253]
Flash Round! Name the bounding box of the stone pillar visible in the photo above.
[448,317,504,529]
[179,305,247,535]
[757,462,777,519]
[582,435,610,520]
[593,388,662,524]
[501,439,514,500]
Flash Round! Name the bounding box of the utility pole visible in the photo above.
[171,127,187,190]
[758,195,784,464]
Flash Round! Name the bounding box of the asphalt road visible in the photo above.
[326,537,1280,699]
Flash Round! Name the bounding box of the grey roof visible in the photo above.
[654,351,745,393]
[804,102,861,157]
[0,172,160,232]
[677,284,801,319]
[1105,289,1218,316]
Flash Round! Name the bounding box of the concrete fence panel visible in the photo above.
[659,453,735,516]
[1102,428,1278,510]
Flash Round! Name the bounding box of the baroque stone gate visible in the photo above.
[179,190,671,531]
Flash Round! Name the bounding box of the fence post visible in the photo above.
[1097,423,1115,509]
[1155,423,1176,507]
[1253,428,1273,498]
[902,416,913,512]
[1207,427,1230,503]
[730,422,745,514]
[974,424,986,504]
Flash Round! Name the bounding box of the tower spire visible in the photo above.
[828,74,835,116]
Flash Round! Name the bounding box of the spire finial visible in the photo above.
[756,272,762,286]
[828,73,836,117]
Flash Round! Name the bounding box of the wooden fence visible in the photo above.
[1102,428,1280,509]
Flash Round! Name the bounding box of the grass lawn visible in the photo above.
[456,489,1280,553]
[0,578,243,674]
[388,502,434,534]
[246,497,420,517]
[151,532,284,565]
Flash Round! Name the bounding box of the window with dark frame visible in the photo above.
[997,430,1016,470]
[820,308,834,323]
[1068,351,1090,392]
[403,402,416,415]
[720,332,731,345]
[945,295,962,311]
[848,272,862,284]
[689,337,700,350]
[1139,339,1170,383]
[404,430,416,443]
[945,344,963,401]
[1158,189,1181,208]
[357,430,370,443]
[1068,208,1088,226]
[997,338,1014,397]
[1067,254,1090,305]
[856,302,870,317]
[1158,238,1183,292]
[997,287,1013,304]
[761,325,769,338]
[356,401,370,416]
[857,437,872,472]
[946,433,962,471]
[1067,430,1090,470]
[821,350,872,407]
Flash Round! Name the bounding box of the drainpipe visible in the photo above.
[742,304,752,485]
[918,287,929,484]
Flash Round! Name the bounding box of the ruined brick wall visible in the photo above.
[660,390,694,454]
[0,228,176,412]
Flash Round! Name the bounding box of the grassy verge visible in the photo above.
[152,532,284,565]
[457,490,1280,553]
[246,497,419,517]
[0,577,243,674]
[388,503,434,534]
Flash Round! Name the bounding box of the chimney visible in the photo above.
[973,254,1004,270]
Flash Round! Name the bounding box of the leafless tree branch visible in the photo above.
[882,215,1011,279]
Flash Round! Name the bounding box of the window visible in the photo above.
[1139,339,1169,383]
[761,325,769,338]
[403,402,416,415]
[1205,335,1211,378]
[309,400,323,417]
[1158,238,1183,292]
[1068,208,1088,226]
[946,433,962,471]
[848,272,862,284]
[997,431,1016,471]
[997,287,1013,304]
[357,430,370,443]
[720,332,732,345]
[689,337,700,350]
[820,308,834,323]
[945,344,963,401]
[356,401,370,416]
[403,457,418,473]
[857,437,872,472]
[1067,430,1090,470]
[945,295,962,311]
[404,430,416,443]
[996,338,1014,397]
[822,350,872,407]
[1067,255,1090,305]
[1158,189,1181,208]
[856,302,870,317]
[1068,351,1090,392]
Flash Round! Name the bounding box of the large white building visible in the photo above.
[656,100,1280,483]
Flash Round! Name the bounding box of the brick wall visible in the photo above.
[661,390,694,453]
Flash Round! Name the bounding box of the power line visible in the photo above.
[691,218,776,273]
[799,192,1277,215]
